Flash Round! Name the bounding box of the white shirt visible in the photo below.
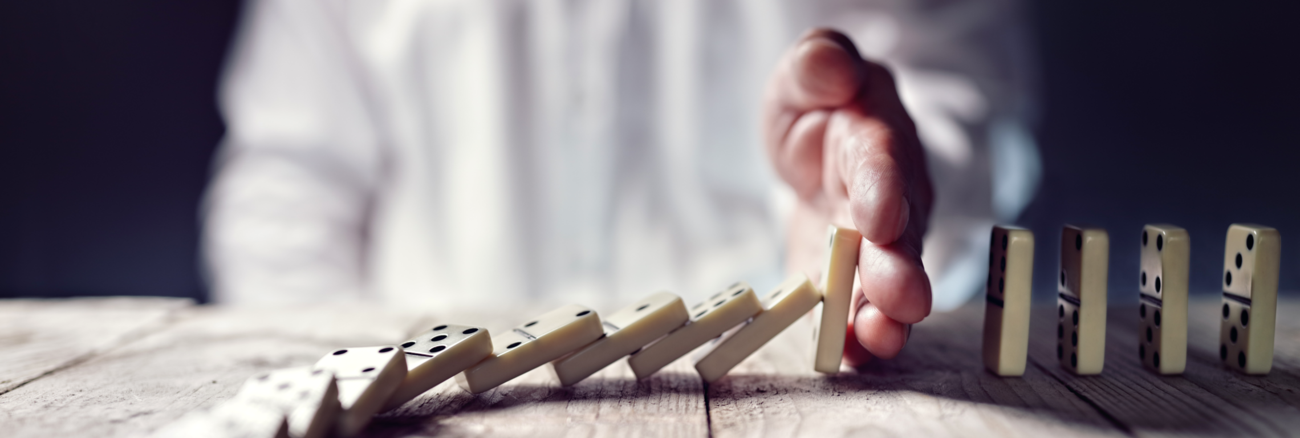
[203,0,1039,312]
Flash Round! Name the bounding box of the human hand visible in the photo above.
[763,28,935,366]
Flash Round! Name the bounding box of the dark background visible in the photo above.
[0,1,1297,304]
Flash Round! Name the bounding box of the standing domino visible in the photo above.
[313,346,407,437]
[456,304,603,394]
[1057,225,1109,375]
[1220,224,1281,374]
[551,292,690,386]
[695,273,821,383]
[385,324,493,410]
[627,282,763,379]
[813,226,861,374]
[983,225,1034,376]
[1138,224,1189,374]
[235,367,341,438]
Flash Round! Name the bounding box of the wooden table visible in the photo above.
[3,296,1300,437]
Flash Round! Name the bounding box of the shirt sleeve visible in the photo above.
[202,0,386,304]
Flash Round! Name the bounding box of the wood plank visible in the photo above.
[0,297,192,394]
[1028,297,1300,437]
[706,304,1125,438]
[0,303,429,438]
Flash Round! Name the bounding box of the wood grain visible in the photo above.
[707,306,1124,438]
[0,303,429,438]
[0,297,191,394]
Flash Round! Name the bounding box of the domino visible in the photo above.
[313,346,406,437]
[1138,224,1189,375]
[152,400,289,438]
[234,367,341,438]
[982,225,1034,376]
[813,225,861,374]
[694,273,821,383]
[1220,223,1281,374]
[384,324,493,410]
[1057,225,1109,375]
[627,282,764,379]
[550,291,690,386]
[455,304,603,394]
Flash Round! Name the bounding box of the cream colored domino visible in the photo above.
[813,225,861,374]
[1057,225,1108,375]
[983,225,1034,376]
[385,324,492,410]
[694,274,821,383]
[1220,223,1281,375]
[550,292,689,386]
[1137,224,1189,375]
[627,282,763,379]
[313,346,406,437]
[456,304,603,394]
[152,400,289,438]
[235,367,341,438]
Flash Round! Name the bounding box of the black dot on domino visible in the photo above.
[463,328,478,334]
[1155,309,1161,327]
[1057,345,1063,359]
[1241,308,1250,326]
[1220,344,1227,360]
[1157,234,1163,251]
[1073,309,1079,326]
[1058,304,1064,319]
[713,300,726,308]
[732,288,745,297]
[695,310,707,319]
[429,346,445,353]
[1146,327,1152,343]
[277,383,290,391]
[1060,271,1066,286]
[333,350,348,356]
[432,335,448,342]
[1236,253,1243,269]
[362,367,375,373]
[507,342,522,349]
[1223,303,1230,319]
[1075,234,1082,250]
[1072,331,1077,346]
[1141,271,1146,287]
[525,321,538,327]
[1142,231,1148,246]
[1230,326,1238,343]
[1071,353,1077,368]
[1058,324,1064,338]
[1247,234,1255,250]
[1225,271,1233,286]
[1140,303,1146,318]
[711,292,724,300]
[402,341,416,348]
[998,278,1004,293]
[636,304,650,311]
[1154,352,1160,368]
[1155,276,1161,293]
[433,325,448,331]
[1239,351,1246,368]
[379,347,393,353]
[576,310,591,317]
[1002,234,1008,250]
[770,290,783,299]
[1139,343,1145,360]
[1000,256,1005,272]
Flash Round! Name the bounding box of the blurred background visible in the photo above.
[0,1,1297,305]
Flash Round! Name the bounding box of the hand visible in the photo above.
[763,28,935,365]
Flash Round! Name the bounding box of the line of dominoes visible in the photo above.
[983,223,1281,378]
[155,225,867,438]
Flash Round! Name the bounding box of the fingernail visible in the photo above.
[892,197,910,240]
